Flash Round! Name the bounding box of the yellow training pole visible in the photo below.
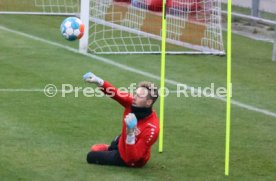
[159,0,167,153]
[225,0,232,176]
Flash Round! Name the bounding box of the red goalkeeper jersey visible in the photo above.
[101,81,160,167]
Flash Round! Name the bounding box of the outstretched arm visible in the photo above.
[83,72,133,107]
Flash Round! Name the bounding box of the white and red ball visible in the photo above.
[60,17,84,41]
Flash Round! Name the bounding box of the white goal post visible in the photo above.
[79,0,90,53]
[1,0,225,55]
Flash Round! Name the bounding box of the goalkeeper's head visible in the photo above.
[132,81,158,108]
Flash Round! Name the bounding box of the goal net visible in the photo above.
[1,0,225,54]
[87,0,224,54]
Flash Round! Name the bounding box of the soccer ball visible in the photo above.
[60,17,84,41]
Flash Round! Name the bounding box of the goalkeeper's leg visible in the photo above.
[87,135,125,166]
[90,135,120,151]
[108,135,120,151]
[86,150,126,166]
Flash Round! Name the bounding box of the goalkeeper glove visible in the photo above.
[124,113,137,145]
[83,72,104,86]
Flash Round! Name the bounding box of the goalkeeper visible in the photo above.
[83,72,160,167]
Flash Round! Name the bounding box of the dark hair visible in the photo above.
[138,81,159,105]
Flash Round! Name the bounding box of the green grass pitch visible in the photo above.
[0,13,276,181]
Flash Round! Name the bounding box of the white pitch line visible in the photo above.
[0,25,276,118]
[0,89,81,92]
[0,89,44,92]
